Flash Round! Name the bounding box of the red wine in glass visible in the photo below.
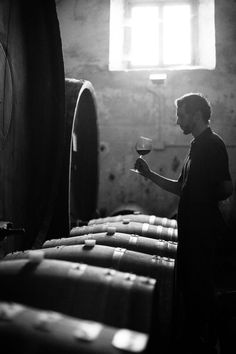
[136,136,152,157]
[130,136,152,173]
[136,148,151,156]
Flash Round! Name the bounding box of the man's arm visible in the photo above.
[134,157,182,196]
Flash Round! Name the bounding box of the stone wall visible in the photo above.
[56,0,236,217]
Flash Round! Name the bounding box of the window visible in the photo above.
[109,0,215,71]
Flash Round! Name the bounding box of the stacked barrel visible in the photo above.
[0,210,178,354]
[68,211,178,353]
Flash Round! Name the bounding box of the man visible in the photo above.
[134,93,233,354]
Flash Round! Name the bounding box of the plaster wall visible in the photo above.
[56,0,236,217]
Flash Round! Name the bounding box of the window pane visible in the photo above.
[163,5,191,65]
[130,6,159,66]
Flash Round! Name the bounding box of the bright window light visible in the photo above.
[163,5,192,65]
[130,6,159,66]
[109,0,216,71]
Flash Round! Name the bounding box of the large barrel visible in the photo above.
[0,257,155,333]
[70,221,178,242]
[5,244,175,345]
[43,232,177,259]
[88,213,177,229]
[0,0,69,250]
[110,203,149,216]
[0,301,148,354]
[65,78,99,225]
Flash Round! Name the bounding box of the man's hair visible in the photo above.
[175,93,211,123]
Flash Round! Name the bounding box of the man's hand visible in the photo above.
[134,157,151,178]
[134,157,181,196]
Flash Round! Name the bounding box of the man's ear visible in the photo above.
[193,110,202,122]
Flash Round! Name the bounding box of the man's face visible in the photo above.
[176,103,195,135]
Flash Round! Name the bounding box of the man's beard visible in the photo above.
[182,120,195,135]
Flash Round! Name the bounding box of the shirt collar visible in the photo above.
[191,127,212,147]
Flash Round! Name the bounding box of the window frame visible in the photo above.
[122,0,199,70]
[109,0,215,71]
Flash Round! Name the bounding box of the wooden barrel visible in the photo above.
[0,257,155,333]
[88,213,178,228]
[0,0,69,250]
[5,244,175,345]
[70,221,178,242]
[110,203,149,216]
[5,244,175,280]
[65,78,99,225]
[42,232,177,259]
[0,301,148,354]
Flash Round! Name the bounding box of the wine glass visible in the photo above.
[130,136,152,173]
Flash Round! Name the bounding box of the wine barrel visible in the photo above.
[88,213,177,229]
[5,244,175,281]
[0,301,148,354]
[65,78,99,224]
[43,231,177,259]
[0,0,69,250]
[5,244,175,345]
[70,221,178,242]
[110,203,149,216]
[0,257,155,333]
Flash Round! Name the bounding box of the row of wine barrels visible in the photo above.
[70,221,178,242]
[88,213,177,229]
[0,257,155,333]
[42,231,177,259]
[4,244,175,346]
[0,0,69,250]
[0,301,148,354]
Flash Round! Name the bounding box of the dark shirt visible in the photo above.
[179,127,231,206]
[177,127,231,240]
